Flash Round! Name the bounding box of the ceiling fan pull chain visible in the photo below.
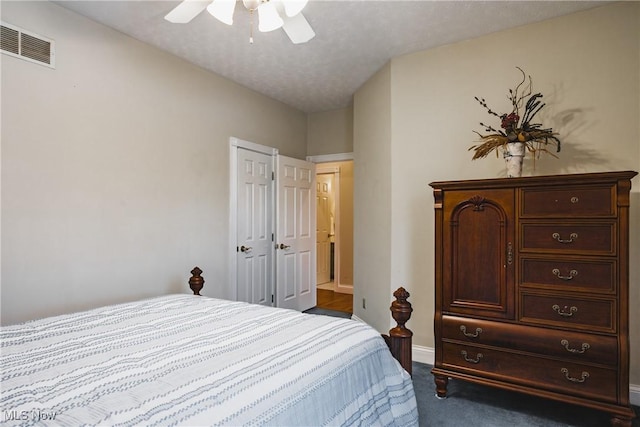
[249,9,255,44]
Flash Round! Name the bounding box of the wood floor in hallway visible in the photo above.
[316,288,353,314]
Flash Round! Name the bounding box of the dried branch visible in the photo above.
[470,67,561,161]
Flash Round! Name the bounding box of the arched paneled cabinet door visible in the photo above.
[443,189,515,320]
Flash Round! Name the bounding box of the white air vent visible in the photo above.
[1,22,55,68]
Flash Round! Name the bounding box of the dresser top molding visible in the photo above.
[429,171,638,191]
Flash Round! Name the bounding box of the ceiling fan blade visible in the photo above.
[282,0,308,18]
[164,0,211,24]
[282,12,315,44]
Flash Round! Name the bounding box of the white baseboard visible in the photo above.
[316,282,334,291]
[350,314,363,323]
[630,384,640,407]
[412,344,435,365]
[335,283,353,294]
[412,345,640,406]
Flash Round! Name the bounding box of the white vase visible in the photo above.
[503,142,525,178]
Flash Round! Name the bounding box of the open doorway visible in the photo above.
[314,160,353,314]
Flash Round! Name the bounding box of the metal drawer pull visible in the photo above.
[561,368,589,383]
[552,232,578,244]
[552,269,578,281]
[461,350,483,364]
[570,197,579,204]
[561,339,590,354]
[552,304,578,317]
[460,325,482,338]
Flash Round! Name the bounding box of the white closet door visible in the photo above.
[276,155,316,311]
[236,148,273,306]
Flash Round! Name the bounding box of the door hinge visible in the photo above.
[271,295,274,303]
[272,233,274,242]
[272,172,275,180]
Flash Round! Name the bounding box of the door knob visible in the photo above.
[240,245,252,253]
[278,243,291,250]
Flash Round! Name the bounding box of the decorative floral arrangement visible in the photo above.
[469,67,561,160]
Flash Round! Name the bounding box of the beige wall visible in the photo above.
[0,1,307,324]
[354,2,640,384]
[353,62,392,334]
[307,106,354,156]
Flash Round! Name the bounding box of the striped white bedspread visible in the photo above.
[1,295,418,426]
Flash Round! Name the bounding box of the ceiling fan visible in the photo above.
[165,0,315,44]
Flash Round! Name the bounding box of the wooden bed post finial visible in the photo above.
[189,267,204,295]
[386,287,413,376]
[391,287,413,333]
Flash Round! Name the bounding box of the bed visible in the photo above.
[1,268,418,426]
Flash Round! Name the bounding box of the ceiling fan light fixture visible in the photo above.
[207,0,236,25]
[282,0,308,17]
[242,0,261,11]
[257,1,284,32]
[165,0,314,44]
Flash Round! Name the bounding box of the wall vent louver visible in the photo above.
[1,22,55,68]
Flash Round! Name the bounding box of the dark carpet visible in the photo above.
[413,362,639,427]
[303,307,352,318]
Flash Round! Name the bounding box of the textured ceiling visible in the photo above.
[54,0,606,113]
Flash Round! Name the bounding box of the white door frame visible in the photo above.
[316,166,340,292]
[307,153,354,295]
[229,137,278,303]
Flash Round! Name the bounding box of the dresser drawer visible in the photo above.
[520,292,616,333]
[520,185,615,218]
[520,257,616,294]
[441,342,618,403]
[441,315,617,365]
[520,222,615,255]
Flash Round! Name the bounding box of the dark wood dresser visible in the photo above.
[430,171,637,426]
